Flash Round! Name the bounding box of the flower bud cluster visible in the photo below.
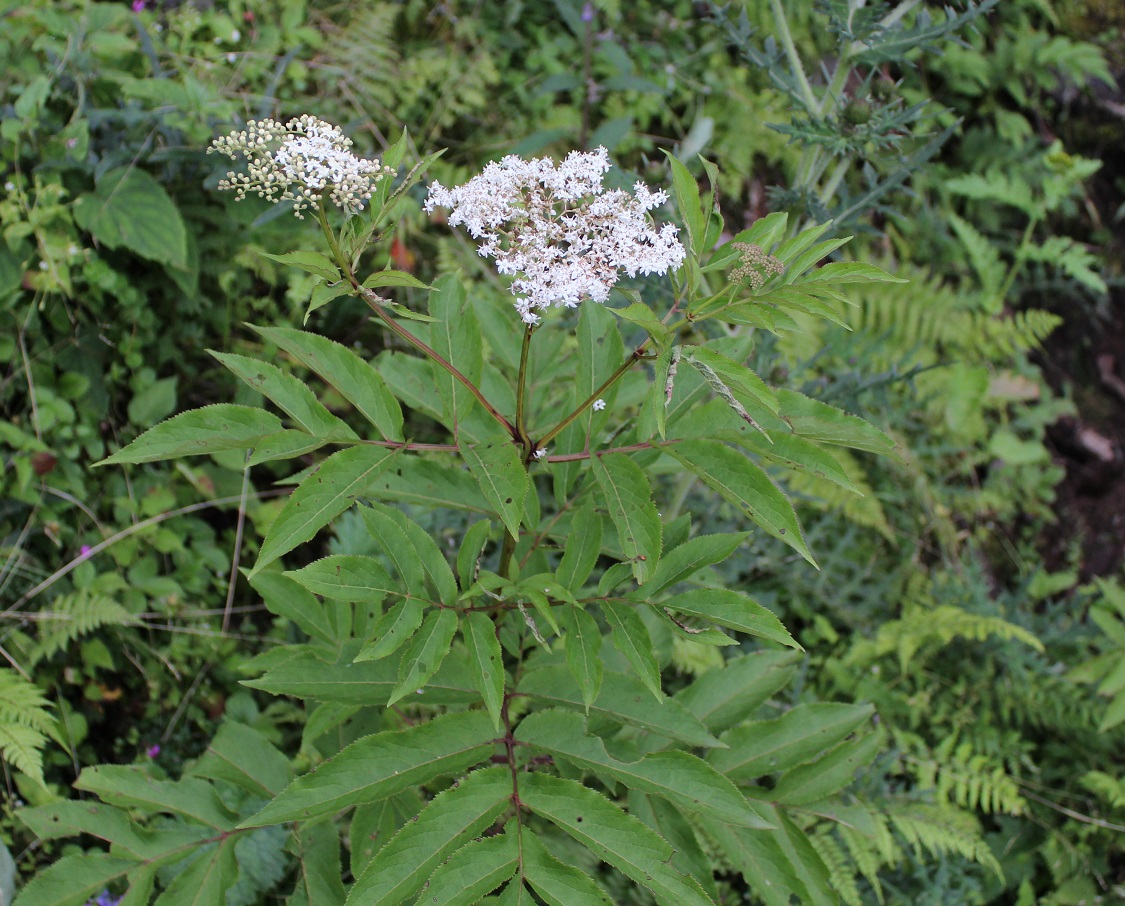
[730,242,784,291]
[209,116,388,218]
[425,147,685,325]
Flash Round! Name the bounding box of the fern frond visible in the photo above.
[0,669,59,783]
[887,803,1004,880]
[811,830,864,906]
[929,740,1027,815]
[29,591,136,665]
[319,5,400,118]
[1079,771,1125,811]
[838,823,891,904]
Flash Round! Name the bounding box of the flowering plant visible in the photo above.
[18,123,903,905]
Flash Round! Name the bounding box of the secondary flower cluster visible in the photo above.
[208,116,387,218]
[425,147,685,325]
[730,242,784,291]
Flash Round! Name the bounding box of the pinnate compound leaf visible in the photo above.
[347,767,510,906]
[420,829,519,906]
[733,431,858,493]
[355,599,424,663]
[517,711,769,828]
[388,608,459,705]
[521,831,613,906]
[520,666,721,747]
[259,250,340,280]
[253,445,398,573]
[285,555,399,605]
[74,766,236,830]
[242,711,497,827]
[708,703,875,781]
[593,453,661,584]
[661,589,801,650]
[663,440,815,566]
[599,600,662,700]
[96,405,284,465]
[520,773,716,906]
[251,326,404,440]
[462,611,505,730]
[459,435,528,539]
[563,606,604,710]
[210,352,357,439]
[11,853,135,906]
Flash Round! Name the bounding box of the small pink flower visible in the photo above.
[146,744,160,758]
[79,545,92,560]
[131,0,146,11]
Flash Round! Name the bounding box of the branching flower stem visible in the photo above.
[315,206,516,437]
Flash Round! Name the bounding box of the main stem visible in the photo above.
[499,326,537,580]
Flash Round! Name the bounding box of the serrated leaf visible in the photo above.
[74,767,236,830]
[707,822,805,906]
[347,767,510,906]
[154,837,238,905]
[637,343,677,440]
[250,326,404,441]
[96,405,283,465]
[520,773,716,906]
[363,269,430,290]
[600,600,662,699]
[733,431,858,493]
[388,608,459,705]
[242,712,497,827]
[520,666,720,747]
[211,352,357,439]
[253,445,398,573]
[305,280,352,322]
[556,503,603,591]
[357,504,428,599]
[563,606,603,710]
[611,301,672,347]
[260,250,340,280]
[289,820,346,906]
[462,611,505,730]
[246,430,326,466]
[638,532,748,596]
[783,236,852,279]
[11,854,135,906]
[376,504,460,605]
[429,273,484,428]
[459,435,528,539]
[663,440,815,565]
[766,729,882,805]
[248,571,336,644]
[663,151,705,256]
[521,831,613,906]
[593,453,661,583]
[285,555,400,605]
[777,390,898,459]
[708,703,875,780]
[704,214,789,272]
[191,721,292,799]
[683,347,778,414]
[354,599,424,663]
[661,589,800,649]
[798,261,906,285]
[421,830,519,906]
[673,651,801,735]
[517,711,769,828]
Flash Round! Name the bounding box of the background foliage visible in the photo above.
[1,0,1122,903]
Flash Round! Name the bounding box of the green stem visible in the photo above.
[537,349,643,449]
[514,326,535,453]
[315,207,516,437]
[770,0,819,114]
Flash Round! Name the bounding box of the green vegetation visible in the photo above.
[1,1,1121,903]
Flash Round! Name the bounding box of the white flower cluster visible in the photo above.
[208,115,388,218]
[424,147,685,325]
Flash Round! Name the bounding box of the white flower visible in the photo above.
[4,182,14,192]
[425,147,685,325]
[533,448,548,460]
[208,115,388,218]
[592,398,606,411]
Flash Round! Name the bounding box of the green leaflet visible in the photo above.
[285,555,400,605]
[628,792,722,904]
[797,260,907,285]
[637,532,748,596]
[636,342,676,441]
[349,794,422,882]
[520,773,716,906]
[420,828,519,906]
[459,434,529,539]
[354,599,424,663]
[519,666,721,747]
[74,766,236,830]
[18,802,209,862]
[388,607,459,705]
[348,767,510,906]
[673,651,801,735]
[242,648,481,707]
[556,503,603,591]
[253,445,398,574]
[776,389,899,459]
[11,854,136,906]
[660,589,801,650]
[576,302,625,439]
[611,300,673,347]
[251,325,404,441]
[517,710,770,828]
[563,605,604,709]
[663,439,815,566]
[457,520,493,591]
[766,730,882,806]
[259,249,340,281]
[708,703,875,781]
[241,711,498,827]
[246,430,327,466]
[157,837,239,905]
[682,346,779,415]
[663,150,705,257]
[358,504,429,599]
[289,821,346,906]
[210,351,358,439]
[707,821,810,906]
[732,430,859,493]
[599,600,662,700]
[248,571,336,645]
[191,721,293,799]
[376,503,460,605]
[592,453,662,584]
[429,272,484,428]
[520,831,613,906]
[95,404,283,465]
[462,611,505,730]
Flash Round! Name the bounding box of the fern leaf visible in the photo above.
[0,669,59,783]
[29,591,136,665]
